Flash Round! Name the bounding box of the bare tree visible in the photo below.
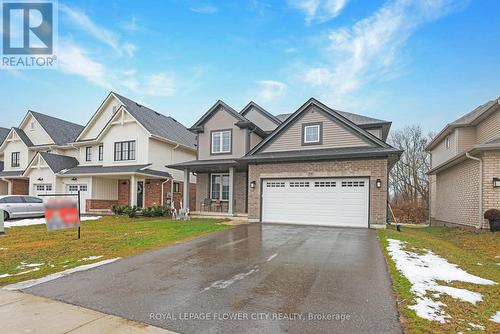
[389,125,432,223]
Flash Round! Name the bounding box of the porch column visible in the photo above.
[182,169,190,211]
[130,175,137,207]
[228,167,234,215]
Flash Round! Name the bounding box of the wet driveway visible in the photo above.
[24,224,401,334]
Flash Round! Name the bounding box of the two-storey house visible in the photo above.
[170,98,401,228]
[0,111,83,196]
[0,126,11,194]
[2,92,197,213]
[427,97,500,229]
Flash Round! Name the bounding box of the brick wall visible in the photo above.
[11,179,29,195]
[118,179,130,206]
[434,159,480,228]
[194,172,247,214]
[247,159,388,227]
[86,199,118,210]
[482,151,500,228]
[145,179,162,207]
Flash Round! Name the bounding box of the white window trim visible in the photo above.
[304,125,320,143]
[445,136,450,149]
[210,173,230,201]
[211,130,231,154]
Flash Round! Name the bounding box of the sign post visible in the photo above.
[0,209,4,235]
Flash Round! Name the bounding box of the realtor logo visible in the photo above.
[1,0,57,69]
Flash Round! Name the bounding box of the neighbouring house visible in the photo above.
[0,126,10,194]
[427,97,500,229]
[169,98,402,228]
[0,112,83,196]
[0,92,197,213]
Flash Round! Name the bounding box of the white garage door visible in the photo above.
[66,184,89,213]
[262,178,369,228]
[33,184,53,196]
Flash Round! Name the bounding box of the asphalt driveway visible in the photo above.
[24,224,401,334]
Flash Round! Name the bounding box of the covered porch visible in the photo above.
[0,171,29,195]
[169,159,248,216]
[59,164,188,213]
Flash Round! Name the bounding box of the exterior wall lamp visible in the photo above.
[249,181,256,189]
[37,177,43,181]
[71,177,77,181]
[376,179,382,189]
[493,177,500,188]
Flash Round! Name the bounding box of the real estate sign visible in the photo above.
[45,197,80,231]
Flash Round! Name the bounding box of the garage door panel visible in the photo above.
[262,178,369,228]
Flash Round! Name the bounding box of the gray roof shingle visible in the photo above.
[112,92,196,149]
[30,111,84,146]
[276,109,388,126]
[62,164,172,178]
[13,128,33,146]
[39,152,79,173]
[0,127,9,144]
[450,97,500,125]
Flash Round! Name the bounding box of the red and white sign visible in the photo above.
[45,197,80,231]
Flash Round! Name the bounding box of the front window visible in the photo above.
[211,130,231,154]
[98,145,103,161]
[173,182,180,193]
[11,152,20,167]
[303,124,321,144]
[85,147,92,161]
[211,174,230,200]
[114,141,136,161]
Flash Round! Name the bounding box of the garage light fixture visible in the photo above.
[376,179,382,189]
[37,177,43,181]
[250,181,256,189]
[71,177,77,181]
[493,177,500,188]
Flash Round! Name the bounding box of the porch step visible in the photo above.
[86,209,113,215]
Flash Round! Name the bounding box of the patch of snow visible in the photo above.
[491,311,500,323]
[2,258,120,290]
[0,267,40,279]
[78,255,103,262]
[476,263,482,266]
[468,323,485,330]
[387,239,496,323]
[0,248,7,250]
[5,216,101,228]
[203,266,259,291]
[16,262,43,270]
[266,253,278,262]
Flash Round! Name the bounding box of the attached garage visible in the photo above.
[261,177,370,228]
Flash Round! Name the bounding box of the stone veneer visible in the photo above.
[247,159,389,227]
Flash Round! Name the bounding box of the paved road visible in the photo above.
[25,224,401,334]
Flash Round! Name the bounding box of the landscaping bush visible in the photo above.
[484,209,500,221]
[142,207,155,217]
[111,204,125,215]
[124,205,138,218]
[152,206,167,217]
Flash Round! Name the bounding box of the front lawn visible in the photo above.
[0,216,231,286]
[378,225,500,333]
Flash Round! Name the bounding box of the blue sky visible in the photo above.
[1,0,499,135]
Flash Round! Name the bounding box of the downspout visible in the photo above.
[161,178,171,207]
[466,152,483,229]
[169,143,180,208]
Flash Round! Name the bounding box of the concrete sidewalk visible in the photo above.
[0,290,176,334]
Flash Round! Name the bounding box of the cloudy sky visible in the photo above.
[1,0,499,134]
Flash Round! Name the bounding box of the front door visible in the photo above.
[137,181,144,208]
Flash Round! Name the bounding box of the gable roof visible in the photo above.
[28,111,84,146]
[190,100,268,137]
[426,97,500,150]
[12,127,33,147]
[240,101,281,125]
[0,127,9,144]
[110,92,196,149]
[276,109,389,126]
[39,152,79,173]
[248,98,393,156]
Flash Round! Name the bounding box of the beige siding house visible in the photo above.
[427,97,500,229]
[170,98,401,229]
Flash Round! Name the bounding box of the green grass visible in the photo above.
[0,216,231,286]
[377,226,500,334]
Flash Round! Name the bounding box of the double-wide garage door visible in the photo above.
[262,178,369,228]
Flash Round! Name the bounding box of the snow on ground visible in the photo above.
[387,239,496,323]
[4,216,101,228]
[491,311,500,323]
[468,323,485,330]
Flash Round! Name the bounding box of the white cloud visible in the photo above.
[257,80,287,102]
[120,16,139,32]
[301,0,466,105]
[60,4,137,57]
[57,41,176,97]
[189,5,218,14]
[289,0,349,24]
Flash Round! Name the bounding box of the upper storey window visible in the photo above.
[211,130,231,154]
[303,123,322,145]
[114,141,136,161]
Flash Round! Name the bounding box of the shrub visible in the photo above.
[484,209,500,221]
[142,207,155,217]
[152,206,167,217]
[111,204,125,215]
[123,205,138,218]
